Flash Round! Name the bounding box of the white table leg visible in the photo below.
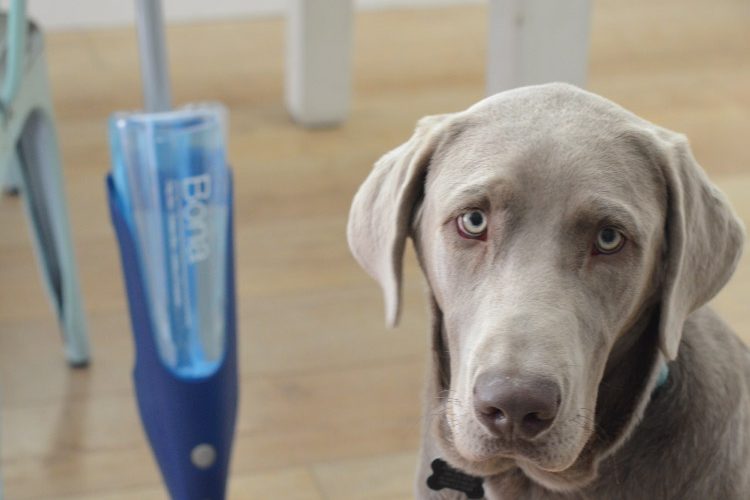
[487,0,591,95]
[285,0,353,127]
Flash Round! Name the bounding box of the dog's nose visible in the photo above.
[473,372,560,439]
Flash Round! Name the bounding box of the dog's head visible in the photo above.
[347,84,744,490]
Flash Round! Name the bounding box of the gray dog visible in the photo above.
[347,84,748,499]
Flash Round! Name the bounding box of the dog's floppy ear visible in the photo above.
[651,128,745,360]
[347,114,453,328]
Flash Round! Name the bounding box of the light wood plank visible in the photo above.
[313,452,417,500]
[55,467,323,500]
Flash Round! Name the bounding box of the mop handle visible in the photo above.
[134,0,172,112]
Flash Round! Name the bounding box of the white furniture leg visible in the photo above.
[487,0,591,95]
[285,0,353,127]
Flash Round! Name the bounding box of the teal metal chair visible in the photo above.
[1,4,90,494]
[0,2,90,359]
[2,2,93,494]
[1,0,92,485]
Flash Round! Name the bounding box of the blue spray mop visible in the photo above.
[106,2,237,498]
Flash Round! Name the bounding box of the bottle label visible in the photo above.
[182,174,212,263]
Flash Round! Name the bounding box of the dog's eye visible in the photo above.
[457,210,488,240]
[594,227,625,254]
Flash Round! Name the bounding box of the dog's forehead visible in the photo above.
[464,83,647,129]
[428,92,662,214]
[433,127,646,187]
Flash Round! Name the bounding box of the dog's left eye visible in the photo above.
[457,210,488,240]
[594,227,625,254]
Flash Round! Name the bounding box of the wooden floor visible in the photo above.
[1,1,749,498]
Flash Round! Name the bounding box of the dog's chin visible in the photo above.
[451,444,580,480]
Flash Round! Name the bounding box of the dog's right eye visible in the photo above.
[457,210,488,240]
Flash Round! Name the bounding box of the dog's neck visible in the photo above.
[593,304,668,453]
[603,302,662,382]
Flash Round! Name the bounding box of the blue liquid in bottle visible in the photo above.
[110,104,229,378]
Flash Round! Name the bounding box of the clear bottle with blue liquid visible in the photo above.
[109,103,229,378]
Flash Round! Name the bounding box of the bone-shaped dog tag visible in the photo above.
[426,458,485,499]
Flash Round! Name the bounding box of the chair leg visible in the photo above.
[16,109,90,367]
[1,154,22,196]
[486,0,592,94]
[285,0,353,127]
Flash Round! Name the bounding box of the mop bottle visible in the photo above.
[110,103,229,378]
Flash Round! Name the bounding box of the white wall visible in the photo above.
[26,0,484,31]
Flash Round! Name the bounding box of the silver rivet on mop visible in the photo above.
[191,443,216,469]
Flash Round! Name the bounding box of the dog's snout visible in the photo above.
[473,372,560,439]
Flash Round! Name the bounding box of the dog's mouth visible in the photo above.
[434,399,593,478]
